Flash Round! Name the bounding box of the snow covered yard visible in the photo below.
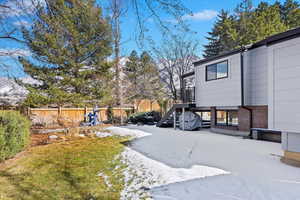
[105,127,229,200]
[108,125,300,200]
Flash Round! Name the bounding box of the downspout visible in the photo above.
[240,49,245,106]
[240,48,253,132]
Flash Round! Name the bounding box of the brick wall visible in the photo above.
[252,106,268,129]
[238,107,251,131]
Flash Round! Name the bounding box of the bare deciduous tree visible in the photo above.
[0,0,41,76]
[153,34,199,101]
[105,0,190,106]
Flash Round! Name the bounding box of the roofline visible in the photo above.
[194,48,244,66]
[194,27,300,66]
[253,26,300,47]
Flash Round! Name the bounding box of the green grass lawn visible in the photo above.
[0,137,126,200]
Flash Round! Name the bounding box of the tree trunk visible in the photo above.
[112,0,121,106]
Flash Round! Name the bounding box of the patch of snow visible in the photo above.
[49,135,58,139]
[78,134,85,137]
[106,127,229,200]
[20,76,41,85]
[122,125,300,200]
[95,132,113,138]
[0,85,11,94]
[98,172,113,189]
[120,147,229,200]
[106,126,152,138]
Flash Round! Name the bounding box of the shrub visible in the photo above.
[0,111,31,162]
[128,111,161,124]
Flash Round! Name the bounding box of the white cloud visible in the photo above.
[0,48,31,57]
[183,10,218,21]
[13,20,31,27]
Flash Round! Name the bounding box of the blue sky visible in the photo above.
[119,0,285,56]
[0,0,286,77]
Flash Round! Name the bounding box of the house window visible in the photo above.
[216,110,238,126]
[206,60,228,81]
[228,111,238,126]
[196,112,211,121]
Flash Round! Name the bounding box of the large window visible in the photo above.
[216,110,238,126]
[196,112,211,121]
[206,60,228,81]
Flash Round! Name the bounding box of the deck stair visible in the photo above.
[156,103,195,127]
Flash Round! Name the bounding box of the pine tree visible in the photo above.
[253,2,287,41]
[124,51,164,105]
[124,50,140,101]
[203,10,238,58]
[203,26,223,58]
[203,0,294,57]
[281,0,300,28]
[20,0,112,107]
[218,13,239,53]
[203,32,222,58]
[234,0,256,46]
[139,51,163,102]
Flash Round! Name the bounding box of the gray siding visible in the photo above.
[244,46,268,106]
[194,34,300,135]
[195,54,242,107]
[268,37,300,133]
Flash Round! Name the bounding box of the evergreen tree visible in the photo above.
[203,11,226,58]
[20,0,112,107]
[124,51,164,105]
[235,0,256,46]
[253,2,287,41]
[203,31,222,58]
[203,10,238,58]
[139,51,162,102]
[203,0,297,58]
[218,11,239,53]
[123,50,140,101]
[281,0,300,28]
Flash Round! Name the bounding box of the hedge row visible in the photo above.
[0,111,31,162]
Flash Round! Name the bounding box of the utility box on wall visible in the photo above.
[282,132,300,153]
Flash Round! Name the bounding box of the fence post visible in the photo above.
[58,106,62,117]
[27,107,30,117]
[84,106,87,122]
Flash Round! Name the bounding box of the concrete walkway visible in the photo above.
[125,125,300,200]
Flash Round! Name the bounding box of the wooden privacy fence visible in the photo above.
[28,107,134,127]
[26,100,172,127]
[134,100,161,113]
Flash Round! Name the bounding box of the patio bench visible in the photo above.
[251,128,281,143]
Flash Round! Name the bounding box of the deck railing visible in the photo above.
[182,87,195,103]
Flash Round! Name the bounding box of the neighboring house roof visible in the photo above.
[194,26,300,66]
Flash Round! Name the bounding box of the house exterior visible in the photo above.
[189,27,300,162]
